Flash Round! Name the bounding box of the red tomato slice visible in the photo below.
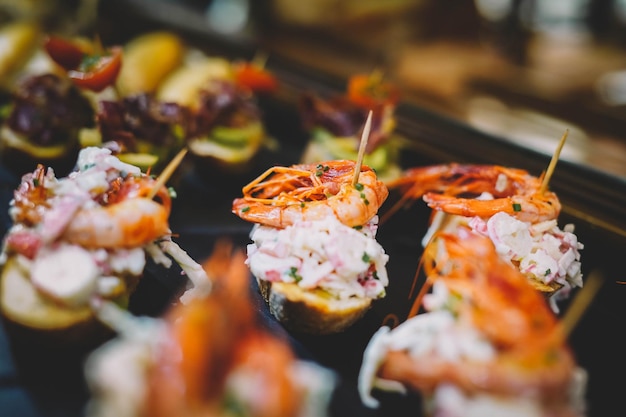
[68,47,123,92]
[234,62,278,93]
[44,35,85,70]
[347,73,400,109]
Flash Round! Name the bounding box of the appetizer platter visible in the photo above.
[1,1,626,417]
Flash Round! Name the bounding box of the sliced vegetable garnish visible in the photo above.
[68,47,123,92]
[43,35,85,70]
[233,62,278,93]
[347,73,400,109]
[44,35,123,92]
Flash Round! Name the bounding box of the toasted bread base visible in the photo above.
[529,278,563,298]
[0,258,113,348]
[257,279,372,335]
[0,126,80,177]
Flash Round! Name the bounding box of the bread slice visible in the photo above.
[257,279,372,335]
[528,278,563,298]
[0,257,119,348]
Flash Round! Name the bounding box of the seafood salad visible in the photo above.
[0,146,206,326]
[358,229,588,417]
[85,240,336,417]
[233,160,389,298]
[247,214,388,301]
[387,163,584,303]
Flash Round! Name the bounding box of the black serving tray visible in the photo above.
[1,2,626,416]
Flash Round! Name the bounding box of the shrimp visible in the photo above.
[9,162,173,250]
[62,175,172,249]
[422,228,559,348]
[232,160,388,228]
[62,198,171,249]
[10,164,52,226]
[360,229,576,407]
[385,163,561,223]
[143,239,307,417]
[381,227,576,397]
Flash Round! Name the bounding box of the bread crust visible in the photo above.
[257,278,372,335]
[0,257,123,348]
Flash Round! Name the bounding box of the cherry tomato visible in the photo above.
[346,73,400,109]
[44,35,122,92]
[68,47,123,92]
[233,62,278,93]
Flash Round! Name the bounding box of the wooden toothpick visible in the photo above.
[540,129,569,194]
[148,147,188,200]
[252,50,269,69]
[352,110,373,187]
[560,269,603,340]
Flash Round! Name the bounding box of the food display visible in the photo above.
[385,163,584,306]
[0,26,278,177]
[0,4,625,417]
[358,228,587,417]
[232,160,390,334]
[0,146,206,347]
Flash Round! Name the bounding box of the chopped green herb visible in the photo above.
[512,203,522,212]
[242,206,250,212]
[288,267,302,282]
[32,179,40,187]
[300,202,305,208]
[545,269,551,276]
[0,103,11,120]
[79,54,101,71]
[362,253,371,263]
[353,225,363,230]
[355,183,364,191]
[315,164,329,176]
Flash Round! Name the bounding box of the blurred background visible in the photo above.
[2,0,626,179]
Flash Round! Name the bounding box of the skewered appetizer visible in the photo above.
[90,30,277,174]
[232,160,390,334]
[0,146,207,346]
[385,163,584,306]
[80,31,188,172]
[0,71,96,176]
[358,228,588,417]
[0,29,120,177]
[155,48,277,174]
[299,72,403,183]
[85,239,336,417]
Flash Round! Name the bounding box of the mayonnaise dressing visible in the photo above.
[247,214,389,300]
